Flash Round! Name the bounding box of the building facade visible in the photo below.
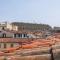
[0,22,18,31]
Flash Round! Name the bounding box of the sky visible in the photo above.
[0,0,60,27]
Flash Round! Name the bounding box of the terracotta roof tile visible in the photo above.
[0,38,33,43]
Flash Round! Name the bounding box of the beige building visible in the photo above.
[7,23,18,31]
[0,38,32,50]
[0,38,21,50]
[0,22,18,31]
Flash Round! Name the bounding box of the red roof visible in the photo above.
[0,38,33,43]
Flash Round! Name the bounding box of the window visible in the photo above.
[3,33,6,38]
[23,34,27,37]
[14,34,16,37]
[0,31,2,32]
[4,43,6,48]
[14,34,22,38]
[17,34,22,38]
[2,27,5,30]
[19,34,22,38]
[11,43,14,47]
[0,44,1,48]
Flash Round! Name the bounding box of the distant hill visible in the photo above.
[12,22,52,31]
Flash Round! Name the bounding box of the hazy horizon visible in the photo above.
[0,0,60,27]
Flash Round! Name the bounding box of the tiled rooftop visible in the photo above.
[0,38,34,43]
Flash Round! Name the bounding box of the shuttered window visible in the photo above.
[4,43,6,48]
[11,43,14,47]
